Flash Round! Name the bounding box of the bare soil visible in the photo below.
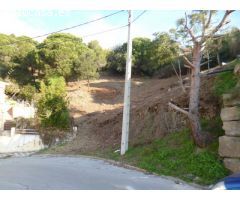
[47,74,220,155]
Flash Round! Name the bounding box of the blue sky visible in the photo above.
[0,10,239,48]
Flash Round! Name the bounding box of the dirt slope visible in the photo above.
[49,75,220,154]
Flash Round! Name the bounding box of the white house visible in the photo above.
[0,81,36,132]
[0,81,8,131]
[0,81,44,153]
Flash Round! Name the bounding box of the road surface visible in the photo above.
[0,155,198,189]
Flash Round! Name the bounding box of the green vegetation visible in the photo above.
[0,33,105,95]
[0,12,239,181]
[0,33,107,131]
[73,48,99,85]
[214,70,239,97]
[0,28,239,86]
[201,117,225,138]
[106,33,179,76]
[213,59,240,97]
[36,76,69,129]
[104,128,228,185]
[5,83,36,102]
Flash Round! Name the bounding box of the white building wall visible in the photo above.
[0,82,6,131]
[12,103,36,119]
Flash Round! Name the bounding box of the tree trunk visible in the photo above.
[207,51,210,70]
[217,52,222,67]
[188,43,206,147]
[87,78,90,91]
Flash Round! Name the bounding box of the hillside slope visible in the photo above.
[48,74,220,155]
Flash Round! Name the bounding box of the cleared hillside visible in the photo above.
[47,74,220,155]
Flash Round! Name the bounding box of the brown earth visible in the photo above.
[47,74,220,155]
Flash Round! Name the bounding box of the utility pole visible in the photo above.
[121,10,132,155]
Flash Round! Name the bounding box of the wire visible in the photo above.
[0,10,125,47]
[82,25,127,38]
[31,10,125,39]
[132,10,147,23]
[38,10,147,48]
[82,10,147,38]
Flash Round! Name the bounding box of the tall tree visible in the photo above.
[88,40,107,70]
[169,10,234,147]
[0,34,37,83]
[37,33,87,80]
[131,37,151,74]
[73,49,99,88]
[144,32,179,75]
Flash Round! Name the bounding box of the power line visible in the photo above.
[82,25,127,38]
[82,10,147,38]
[132,10,147,23]
[0,10,125,47]
[31,10,125,39]
[38,10,147,49]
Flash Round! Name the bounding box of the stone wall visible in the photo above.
[219,64,240,173]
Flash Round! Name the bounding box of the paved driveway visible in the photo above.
[0,155,199,189]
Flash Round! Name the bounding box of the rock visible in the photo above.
[184,174,195,180]
[193,176,201,182]
[219,136,240,157]
[221,107,240,121]
[224,158,240,173]
[223,93,240,107]
[234,64,240,75]
[223,121,240,136]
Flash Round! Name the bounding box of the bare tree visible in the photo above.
[171,60,187,93]
[169,10,234,147]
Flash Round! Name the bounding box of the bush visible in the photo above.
[36,76,70,129]
[5,84,20,96]
[19,84,37,101]
[5,83,36,102]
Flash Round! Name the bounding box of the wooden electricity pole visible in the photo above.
[121,10,132,155]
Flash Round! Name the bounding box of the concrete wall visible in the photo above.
[0,133,44,153]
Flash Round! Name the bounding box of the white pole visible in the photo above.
[10,127,15,137]
[121,10,132,155]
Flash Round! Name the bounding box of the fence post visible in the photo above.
[10,127,15,137]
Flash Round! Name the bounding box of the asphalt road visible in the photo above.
[0,155,198,190]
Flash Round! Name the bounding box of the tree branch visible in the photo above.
[184,12,197,43]
[204,10,234,41]
[171,63,180,79]
[200,59,212,67]
[184,65,192,69]
[168,102,189,116]
[183,55,195,69]
[205,11,213,29]
[201,12,207,40]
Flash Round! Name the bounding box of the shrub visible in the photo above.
[5,84,20,97]
[36,76,70,129]
[213,71,238,96]
[19,84,37,101]
[5,83,37,102]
